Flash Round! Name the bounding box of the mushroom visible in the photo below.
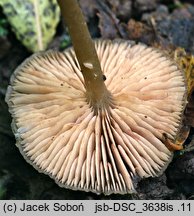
[5,39,186,194]
[5,0,187,195]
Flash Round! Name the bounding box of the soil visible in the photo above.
[0,0,194,200]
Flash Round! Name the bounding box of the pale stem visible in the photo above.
[57,0,111,111]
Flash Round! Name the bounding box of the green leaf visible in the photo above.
[0,0,60,52]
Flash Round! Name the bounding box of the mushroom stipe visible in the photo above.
[6,39,187,195]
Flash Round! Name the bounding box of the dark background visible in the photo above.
[0,0,194,200]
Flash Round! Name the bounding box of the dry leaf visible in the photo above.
[173,49,194,99]
[168,48,194,149]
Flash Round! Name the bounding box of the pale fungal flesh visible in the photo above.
[6,40,186,195]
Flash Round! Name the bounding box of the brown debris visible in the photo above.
[79,0,98,21]
[126,19,156,45]
[134,0,159,13]
[0,36,11,59]
[107,0,132,21]
[97,1,127,39]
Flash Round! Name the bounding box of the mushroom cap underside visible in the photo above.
[6,39,187,195]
